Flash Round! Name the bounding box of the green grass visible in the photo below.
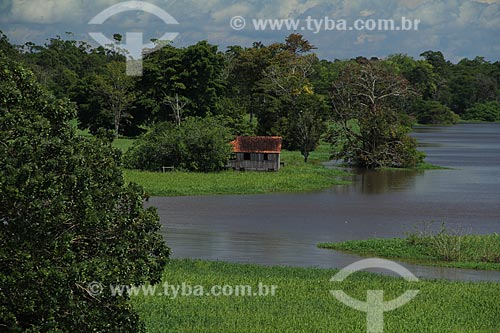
[318,233,500,271]
[131,259,500,333]
[123,143,349,197]
[70,128,347,197]
[113,138,135,153]
[381,163,451,171]
[413,163,451,170]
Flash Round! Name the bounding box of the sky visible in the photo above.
[0,0,499,62]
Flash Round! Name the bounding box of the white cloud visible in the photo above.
[478,3,500,28]
[211,3,253,22]
[355,33,386,44]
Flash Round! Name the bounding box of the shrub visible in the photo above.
[0,51,169,332]
[125,117,233,172]
[410,99,460,125]
[462,101,500,122]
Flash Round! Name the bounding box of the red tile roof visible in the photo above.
[231,136,282,154]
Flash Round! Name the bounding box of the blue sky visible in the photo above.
[1,0,499,62]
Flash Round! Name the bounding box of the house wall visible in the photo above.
[229,153,280,171]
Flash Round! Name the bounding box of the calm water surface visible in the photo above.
[149,123,500,281]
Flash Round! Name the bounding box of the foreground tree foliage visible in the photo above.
[124,117,233,172]
[0,52,169,332]
[329,61,424,168]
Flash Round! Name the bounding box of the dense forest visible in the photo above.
[1,30,499,168]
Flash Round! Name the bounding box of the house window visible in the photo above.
[264,153,269,161]
[244,153,251,161]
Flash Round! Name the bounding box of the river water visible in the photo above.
[149,123,500,281]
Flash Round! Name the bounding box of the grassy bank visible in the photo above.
[318,231,500,271]
[379,162,451,171]
[131,259,500,333]
[123,144,349,197]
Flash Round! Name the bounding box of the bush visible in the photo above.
[410,99,460,125]
[0,51,169,332]
[462,101,500,122]
[125,117,233,172]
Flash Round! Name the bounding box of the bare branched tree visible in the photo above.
[164,93,188,126]
[329,61,420,168]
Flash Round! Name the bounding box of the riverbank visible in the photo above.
[108,132,446,197]
[318,232,500,271]
[131,259,500,333]
[123,144,349,197]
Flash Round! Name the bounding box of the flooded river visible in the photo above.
[149,123,500,281]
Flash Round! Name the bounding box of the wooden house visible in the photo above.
[228,136,282,171]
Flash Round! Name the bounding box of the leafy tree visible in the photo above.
[215,97,256,136]
[248,35,320,139]
[96,61,136,136]
[22,36,122,99]
[449,57,499,114]
[419,51,452,106]
[225,43,275,124]
[311,59,343,97]
[125,117,233,172]
[329,61,423,168]
[180,41,225,117]
[463,101,500,122]
[0,31,19,60]
[410,99,460,125]
[137,41,225,126]
[283,33,316,54]
[285,93,328,162]
[387,54,437,100]
[0,52,168,332]
[76,62,136,136]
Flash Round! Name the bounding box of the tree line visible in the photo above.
[1,31,500,168]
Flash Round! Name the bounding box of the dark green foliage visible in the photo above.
[77,61,136,136]
[449,57,499,114]
[410,99,460,125]
[137,41,225,125]
[0,52,169,332]
[22,36,123,99]
[285,93,328,162]
[125,117,233,172]
[0,31,18,60]
[463,101,500,122]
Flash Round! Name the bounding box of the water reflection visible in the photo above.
[333,168,421,195]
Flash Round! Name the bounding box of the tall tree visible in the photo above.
[138,41,225,124]
[96,61,136,136]
[286,93,328,162]
[329,61,422,168]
